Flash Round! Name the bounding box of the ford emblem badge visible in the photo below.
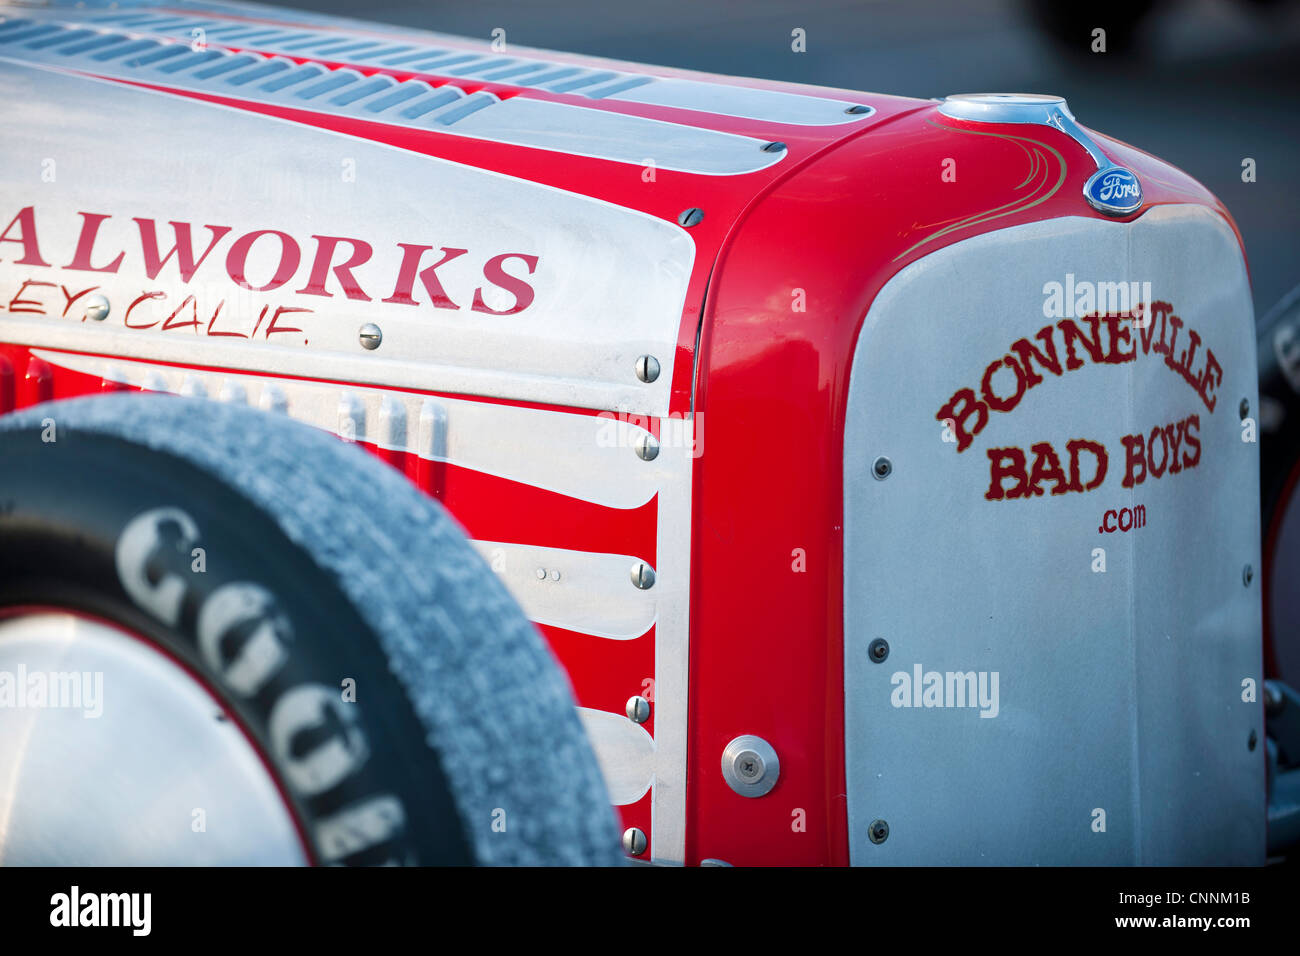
[1083,166,1143,216]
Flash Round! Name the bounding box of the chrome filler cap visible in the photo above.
[937,93,1143,218]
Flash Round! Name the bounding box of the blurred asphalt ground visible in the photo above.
[278,0,1300,318]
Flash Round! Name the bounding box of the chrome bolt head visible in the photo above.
[635,354,661,383]
[358,323,382,350]
[678,207,704,228]
[631,562,656,590]
[634,433,660,461]
[721,734,780,797]
[84,293,110,322]
[622,827,648,856]
[626,695,651,723]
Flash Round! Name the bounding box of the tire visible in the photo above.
[0,392,621,866]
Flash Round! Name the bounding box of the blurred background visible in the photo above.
[277,0,1300,318]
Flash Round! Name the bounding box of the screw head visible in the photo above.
[1244,564,1254,587]
[358,323,382,350]
[626,695,651,723]
[84,293,110,322]
[872,456,893,480]
[868,638,890,663]
[678,207,704,228]
[622,827,648,856]
[845,104,871,114]
[636,354,661,383]
[735,750,765,781]
[631,562,656,590]
[868,819,890,844]
[634,433,660,462]
[721,734,780,797]
[762,141,787,153]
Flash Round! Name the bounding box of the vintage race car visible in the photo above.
[0,0,1287,866]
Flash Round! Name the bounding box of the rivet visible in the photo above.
[868,638,890,663]
[634,433,660,461]
[1240,397,1250,421]
[631,562,656,590]
[635,354,661,383]
[868,819,890,844]
[1243,564,1254,587]
[761,141,787,153]
[84,293,110,322]
[845,104,871,114]
[678,207,704,228]
[535,568,547,580]
[1248,729,1258,752]
[721,734,780,797]
[622,827,648,856]
[358,322,382,350]
[873,456,892,480]
[549,569,561,582]
[626,696,651,723]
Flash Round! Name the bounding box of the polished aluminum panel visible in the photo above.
[66,3,875,124]
[0,17,781,175]
[0,61,693,416]
[843,206,1262,864]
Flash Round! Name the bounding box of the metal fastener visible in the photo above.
[868,638,890,663]
[762,141,787,153]
[358,323,382,350]
[868,819,890,844]
[84,293,110,322]
[1243,564,1254,587]
[622,827,647,856]
[721,734,780,797]
[1240,398,1250,421]
[873,456,893,480]
[636,355,661,383]
[535,568,547,580]
[626,696,651,723]
[1248,729,1258,752]
[845,104,871,114]
[549,569,561,582]
[678,207,704,228]
[634,433,660,461]
[631,562,656,590]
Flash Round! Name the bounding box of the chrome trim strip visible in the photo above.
[471,540,657,641]
[577,706,656,806]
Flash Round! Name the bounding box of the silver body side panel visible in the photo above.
[844,206,1263,864]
